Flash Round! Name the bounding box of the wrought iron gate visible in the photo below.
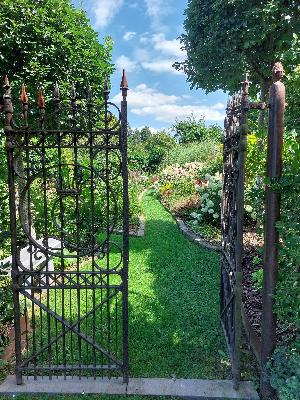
[3,72,129,384]
[220,78,249,389]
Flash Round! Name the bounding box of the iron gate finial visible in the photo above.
[20,83,29,104]
[37,86,45,109]
[120,69,128,101]
[272,62,284,83]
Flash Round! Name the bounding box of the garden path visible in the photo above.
[127,191,229,379]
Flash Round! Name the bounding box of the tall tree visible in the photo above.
[0,0,114,100]
[176,0,300,101]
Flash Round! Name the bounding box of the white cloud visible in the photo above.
[142,60,183,75]
[144,0,172,29]
[134,126,164,134]
[123,31,137,41]
[134,33,185,75]
[144,0,170,18]
[150,34,185,59]
[115,55,138,73]
[112,84,225,123]
[92,0,123,28]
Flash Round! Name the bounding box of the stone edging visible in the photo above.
[175,217,221,252]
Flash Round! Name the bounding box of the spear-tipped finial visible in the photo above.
[120,69,128,90]
[272,62,284,83]
[120,69,129,100]
[240,72,251,96]
[37,85,45,108]
[103,79,110,101]
[3,76,11,96]
[53,81,60,102]
[20,83,29,104]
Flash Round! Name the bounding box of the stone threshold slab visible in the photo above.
[0,376,259,399]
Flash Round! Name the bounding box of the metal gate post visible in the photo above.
[260,63,285,399]
[120,70,129,383]
[3,77,23,385]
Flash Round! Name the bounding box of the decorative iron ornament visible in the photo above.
[220,77,249,390]
[3,72,130,384]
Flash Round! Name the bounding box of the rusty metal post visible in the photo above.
[260,62,285,399]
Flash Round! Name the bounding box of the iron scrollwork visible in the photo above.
[3,72,130,384]
[220,78,249,389]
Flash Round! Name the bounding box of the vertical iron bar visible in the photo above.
[4,77,23,385]
[120,70,129,383]
[39,86,52,379]
[103,81,111,377]
[71,82,82,379]
[232,77,249,390]
[53,82,62,377]
[87,85,97,377]
[260,63,285,399]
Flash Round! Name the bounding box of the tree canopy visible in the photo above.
[176,0,300,98]
[0,0,114,100]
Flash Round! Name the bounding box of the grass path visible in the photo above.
[0,191,231,400]
[128,191,229,379]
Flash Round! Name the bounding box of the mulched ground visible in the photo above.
[242,231,264,338]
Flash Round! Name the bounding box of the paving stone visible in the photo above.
[0,376,259,399]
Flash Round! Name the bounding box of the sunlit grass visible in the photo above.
[18,191,230,383]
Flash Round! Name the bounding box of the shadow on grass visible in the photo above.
[126,192,231,379]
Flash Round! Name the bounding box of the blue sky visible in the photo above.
[72,0,227,131]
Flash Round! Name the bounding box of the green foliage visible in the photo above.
[144,131,176,172]
[128,126,152,144]
[177,0,300,97]
[251,268,263,291]
[269,343,300,400]
[0,0,113,101]
[172,115,222,144]
[163,141,220,167]
[282,34,300,130]
[129,129,176,173]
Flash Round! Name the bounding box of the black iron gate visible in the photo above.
[3,72,129,384]
[220,77,249,389]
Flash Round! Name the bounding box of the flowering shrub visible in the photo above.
[152,162,203,213]
[190,173,222,226]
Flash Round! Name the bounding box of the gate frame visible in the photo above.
[220,76,249,390]
[3,71,130,385]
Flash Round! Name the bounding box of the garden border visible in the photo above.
[175,216,221,252]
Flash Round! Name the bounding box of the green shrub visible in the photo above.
[172,115,222,143]
[163,141,220,167]
[190,173,222,226]
[144,132,176,172]
[269,343,300,400]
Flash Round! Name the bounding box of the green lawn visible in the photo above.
[127,191,229,378]
[1,191,234,398]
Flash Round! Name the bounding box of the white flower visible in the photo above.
[213,213,219,219]
[190,212,199,219]
[207,200,214,207]
[208,208,214,214]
